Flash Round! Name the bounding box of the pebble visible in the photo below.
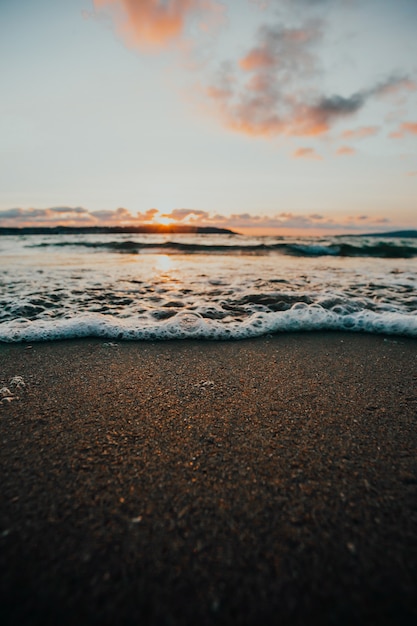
[0,376,27,405]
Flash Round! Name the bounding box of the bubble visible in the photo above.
[170,311,205,336]
[292,302,309,311]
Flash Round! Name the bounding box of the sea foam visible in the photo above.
[0,306,416,342]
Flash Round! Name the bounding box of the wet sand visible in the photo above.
[1,332,417,625]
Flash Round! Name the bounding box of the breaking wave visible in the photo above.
[27,237,417,258]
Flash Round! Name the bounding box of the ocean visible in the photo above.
[0,232,416,342]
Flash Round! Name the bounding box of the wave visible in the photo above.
[28,239,417,258]
[1,307,416,342]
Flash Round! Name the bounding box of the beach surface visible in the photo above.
[1,332,416,625]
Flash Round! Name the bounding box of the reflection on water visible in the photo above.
[154,254,175,275]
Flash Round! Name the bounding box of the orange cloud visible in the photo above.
[336,145,355,156]
[0,207,395,234]
[156,210,391,232]
[207,17,414,140]
[293,147,322,160]
[90,207,159,222]
[400,122,417,134]
[208,21,330,138]
[239,26,314,71]
[92,3,416,142]
[239,48,275,72]
[93,0,223,50]
[341,126,379,139]
[161,208,209,221]
[389,121,417,139]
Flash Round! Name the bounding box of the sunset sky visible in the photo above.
[1,0,416,234]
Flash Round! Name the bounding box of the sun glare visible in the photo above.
[155,254,174,273]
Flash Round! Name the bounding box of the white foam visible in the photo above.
[0,306,416,342]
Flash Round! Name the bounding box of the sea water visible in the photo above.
[0,233,416,341]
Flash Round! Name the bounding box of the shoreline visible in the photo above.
[1,332,416,625]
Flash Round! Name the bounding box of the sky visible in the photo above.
[0,0,416,235]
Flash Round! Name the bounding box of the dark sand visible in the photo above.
[1,332,416,626]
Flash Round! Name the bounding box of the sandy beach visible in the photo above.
[1,332,416,625]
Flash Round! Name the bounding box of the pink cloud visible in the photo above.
[0,207,393,233]
[336,145,355,156]
[389,121,417,139]
[341,126,379,140]
[207,21,329,138]
[293,147,322,160]
[90,207,158,222]
[160,209,392,233]
[195,211,391,233]
[239,48,275,72]
[377,78,416,98]
[207,19,413,139]
[161,208,209,221]
[0,207,159,228]
[0,207,92,226]
[93,0,223,50]
[92,3,417,142]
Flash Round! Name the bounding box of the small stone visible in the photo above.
[10,376,26,390]
[0,387,13,398]
[1,395,16,404]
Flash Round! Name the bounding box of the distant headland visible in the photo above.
[0,225,238,236]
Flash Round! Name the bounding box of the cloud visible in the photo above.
[389,121,417,139]
[341,126,379,139]
[92,2,417,141]
[336,145,355,156]
[88,207,160,222]
[376,77,416,99]
[0,206,159,228]
[161,208,210,221]
[50,206,89,214]
[407,170,417,177]
[191,211,391,232]
[156,207,392,232]
[293,147,322,159]
[402,122,417,134]
[89,207,158,222]
[295,76,413,137]
[0,206,391,232]
[207,21,325,137]
[207,18,414,138]
[0,207,91,223]
[92,0,224,50]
